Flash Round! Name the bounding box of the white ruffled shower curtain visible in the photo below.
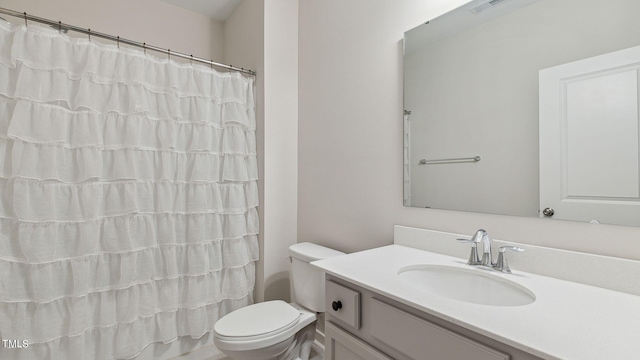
[0,22,258,359]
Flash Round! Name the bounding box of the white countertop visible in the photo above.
[312,244,640,360]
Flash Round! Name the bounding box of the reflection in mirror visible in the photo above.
[403,0,640,226]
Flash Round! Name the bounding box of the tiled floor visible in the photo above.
[309,344,324,360]
[183,341,324,360]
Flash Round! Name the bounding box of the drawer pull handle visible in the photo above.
[332,300,343,311]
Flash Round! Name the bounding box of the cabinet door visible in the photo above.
[325,321,392,360]
[370,299,509,360]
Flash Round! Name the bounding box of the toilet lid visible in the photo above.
[214,300,301,340]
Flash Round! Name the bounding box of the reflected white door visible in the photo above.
[539,45,640,226]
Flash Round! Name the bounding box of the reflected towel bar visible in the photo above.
[419,156,481,165]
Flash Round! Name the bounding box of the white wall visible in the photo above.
[224,0,266,302]
[225,0,299,303]
[298,0,640,261]
[262,0,299,301]
[0,0,224,61]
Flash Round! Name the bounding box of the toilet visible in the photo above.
[213,242,345,360]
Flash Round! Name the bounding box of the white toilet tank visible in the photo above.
[289,242,345,313]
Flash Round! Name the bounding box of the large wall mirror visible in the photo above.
[403,0,640,226]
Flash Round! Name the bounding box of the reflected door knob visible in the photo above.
[331,301,342,311]
[542,208,554,217]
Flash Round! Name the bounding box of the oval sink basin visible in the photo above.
[398,265,535,306]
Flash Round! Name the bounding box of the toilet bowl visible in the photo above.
[214,302,316,360]
[213,243,345,360]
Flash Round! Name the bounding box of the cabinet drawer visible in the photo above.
[325,280,360,330]
[370,299,509,360]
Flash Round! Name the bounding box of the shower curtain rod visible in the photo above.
[0,6,256,76]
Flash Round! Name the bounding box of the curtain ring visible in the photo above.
[88,28,91,41]
[190,55,193,64]
[117,36,120,49]
[168,49,171,61]
[23,12,27,27]
[210,60,213,70]
[58,21,62,34]
[143,42,146,55]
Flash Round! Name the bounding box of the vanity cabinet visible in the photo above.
[324,276,542,360]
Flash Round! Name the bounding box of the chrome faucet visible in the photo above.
[478,230,493,267]
[457,229,524,273]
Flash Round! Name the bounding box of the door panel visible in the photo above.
[540,45,640,225]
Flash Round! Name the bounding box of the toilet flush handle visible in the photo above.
[332,301,342,311]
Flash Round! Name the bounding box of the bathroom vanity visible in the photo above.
[323,276,540,360]
[312,226,640,360]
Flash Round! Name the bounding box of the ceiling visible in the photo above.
[158,0,242,22]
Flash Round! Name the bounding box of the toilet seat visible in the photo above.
[214,300,301,341]
[213,301,317,356]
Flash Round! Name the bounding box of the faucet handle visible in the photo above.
[457,238,481,265]
[494,246,525,273]
[500,246,524,253]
